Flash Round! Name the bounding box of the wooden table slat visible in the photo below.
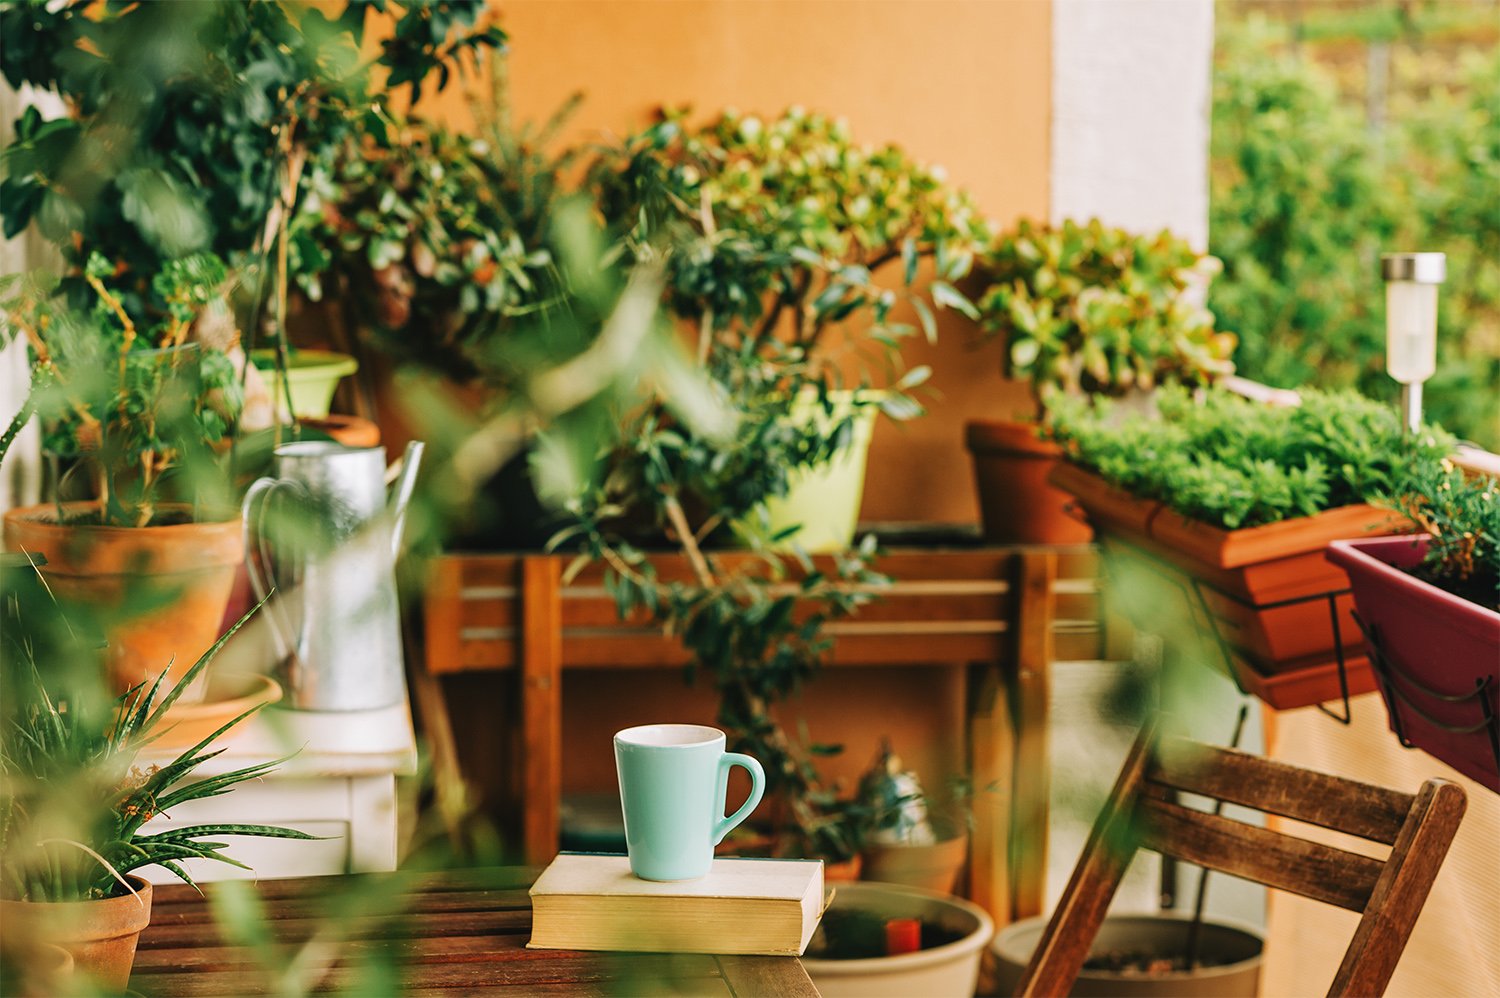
[129,868,818,996]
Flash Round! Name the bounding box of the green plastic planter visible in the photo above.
[743,391,880,553]
[250,349,358,418]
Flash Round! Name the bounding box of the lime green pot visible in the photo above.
[742,391,881,554]
[250,349,358,418]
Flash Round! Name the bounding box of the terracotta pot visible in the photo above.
[3,503,244,698]
[861,832,968,895]
[824,854,864,883]
[296,414,382,448]
[1328,535,1500,791]
[0,876,152,992]
[990,914,1263,997]
[965,420,1093,544]
[1049,463,1409,710]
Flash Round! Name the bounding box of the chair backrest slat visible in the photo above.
[1140,797,1383,912]
[1150,736,1413,845]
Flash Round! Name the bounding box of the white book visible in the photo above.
[528,853,825,956]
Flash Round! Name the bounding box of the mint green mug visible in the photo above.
[614,724,766,881]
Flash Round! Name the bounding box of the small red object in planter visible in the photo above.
[884,917,921,956]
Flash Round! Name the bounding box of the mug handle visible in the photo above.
[713,752,766,846]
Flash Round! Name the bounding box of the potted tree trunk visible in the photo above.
[1046,385,1448,709]
[967,219,1235,544]
[1326,459,1499,791]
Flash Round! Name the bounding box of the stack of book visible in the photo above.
[528,853,825,956]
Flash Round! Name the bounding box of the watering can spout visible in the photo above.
[387,441,424,555]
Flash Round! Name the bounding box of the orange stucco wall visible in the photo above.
[426,0,1051,525]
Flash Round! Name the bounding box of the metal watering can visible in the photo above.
[242,440,424,711]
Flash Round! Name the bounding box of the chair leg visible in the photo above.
[1327,780,1467,997]
[1014,726,1154,997]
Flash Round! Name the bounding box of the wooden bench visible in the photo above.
[419,544,1120,922]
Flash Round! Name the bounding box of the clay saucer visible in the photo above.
[148,672,283,751]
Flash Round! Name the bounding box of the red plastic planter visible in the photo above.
[1327,536,1500,792]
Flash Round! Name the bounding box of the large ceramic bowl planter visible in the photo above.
[2,503,244,698]
[965,420,1093,544]
[251,348,358,419]
[1050,462,1408,709]
[0,876,153,992]
[801,882,994,998]
[991,913,1264,997]
[1327,535,1500,791]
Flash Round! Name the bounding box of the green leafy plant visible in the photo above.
[1210,14,1499,450]
[975,218,1237,412]
[541,107,991,861]
[289,97,574,383]
[1382,460,1500,610]
[1047,385,1452,531]
[1,253,242,526]
[0,577,315,902]
[0,0,502,320]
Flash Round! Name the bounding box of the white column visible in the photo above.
[1050,0,1215,248]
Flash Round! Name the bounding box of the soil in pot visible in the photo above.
[991,913,1264,998]
[0,875,153,993]
[966,419,1092,545]
[3,503,244,699]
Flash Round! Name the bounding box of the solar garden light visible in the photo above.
[1381,252,1446,435]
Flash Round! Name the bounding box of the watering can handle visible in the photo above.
[386,441,424,557]
[241,477,302,660]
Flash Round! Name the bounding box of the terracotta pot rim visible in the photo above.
[964,419,1060,459]
[0,874,153,936]
[3,502,245,574]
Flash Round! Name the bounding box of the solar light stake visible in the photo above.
[1381,252,1445,435]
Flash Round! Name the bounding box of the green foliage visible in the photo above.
[593,106,989,360]
[1,254,242,526]
[536,107,995,859]
[0,0,503,321]
[1383,460,1500,609]
[0,578,316,902]
[1047,385,1452,530]
[289,101,573,382]
[1210,19,1499,449]
[975,219,1236,406]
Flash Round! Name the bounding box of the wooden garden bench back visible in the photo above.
[1015,727,1468,997]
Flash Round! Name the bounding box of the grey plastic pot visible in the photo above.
[991,913,1264,997]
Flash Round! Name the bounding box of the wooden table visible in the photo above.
[129,867,820,996]
[419,543,1120,922]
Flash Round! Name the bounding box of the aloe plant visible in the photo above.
[0,567,316,901]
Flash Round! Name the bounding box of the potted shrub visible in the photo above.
[854,741,969,896]
[1046,385,1449,708]
[1,256,247,696]
[1327,459,1499,790]
[967,219,1236,544]
[801,881,995,998]
[589,105,989,552]
[0,562,316,992]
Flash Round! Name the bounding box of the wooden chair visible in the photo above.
[1015,726,1467,997]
